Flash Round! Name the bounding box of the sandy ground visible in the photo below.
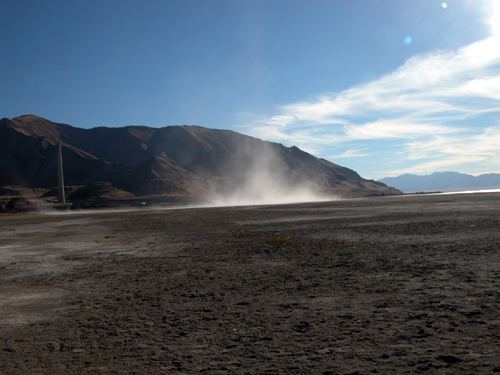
[0,193,499,374]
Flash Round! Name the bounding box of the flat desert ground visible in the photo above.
[0,193,499,374]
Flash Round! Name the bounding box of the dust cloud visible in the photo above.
[206,142,336,207]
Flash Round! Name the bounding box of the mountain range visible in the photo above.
[0,115,400,203]
[379,172,500,193]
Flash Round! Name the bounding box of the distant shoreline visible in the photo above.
[404,188,500,196]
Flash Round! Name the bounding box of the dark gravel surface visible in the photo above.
[0,193,499,374]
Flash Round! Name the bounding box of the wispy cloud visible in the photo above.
[247,0,500,177]
[334,149,369,159]
[344,120,458,140]
[392,126,500,175]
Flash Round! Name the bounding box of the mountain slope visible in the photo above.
[0,115,400,200]
[379,172,500,193]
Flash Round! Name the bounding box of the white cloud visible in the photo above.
[334,149,369,159]
[344,119,457,140]
[376,126,500,176]
[457,75,500,100]
[247,0,500,176]
[405,126,500,165]
[489,0,500,36]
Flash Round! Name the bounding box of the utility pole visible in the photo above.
[57,141,66,204]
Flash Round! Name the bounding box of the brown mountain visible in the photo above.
[0,114,400,201]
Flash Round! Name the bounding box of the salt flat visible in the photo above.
[0,193,499,374]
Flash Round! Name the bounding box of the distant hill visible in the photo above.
[379,172,500,193]
[0,114,400,202]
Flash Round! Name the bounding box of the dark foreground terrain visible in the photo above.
[0,193,499,374]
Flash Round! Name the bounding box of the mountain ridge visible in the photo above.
[0,114,400,202]
[379,172,500,193]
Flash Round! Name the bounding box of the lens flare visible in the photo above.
[404,35,413,45]
[441,2,448,9]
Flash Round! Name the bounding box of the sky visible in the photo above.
[1,0,499,179]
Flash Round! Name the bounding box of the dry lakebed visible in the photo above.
[0,193,499,374]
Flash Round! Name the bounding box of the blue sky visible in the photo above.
[1,0,499,178]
